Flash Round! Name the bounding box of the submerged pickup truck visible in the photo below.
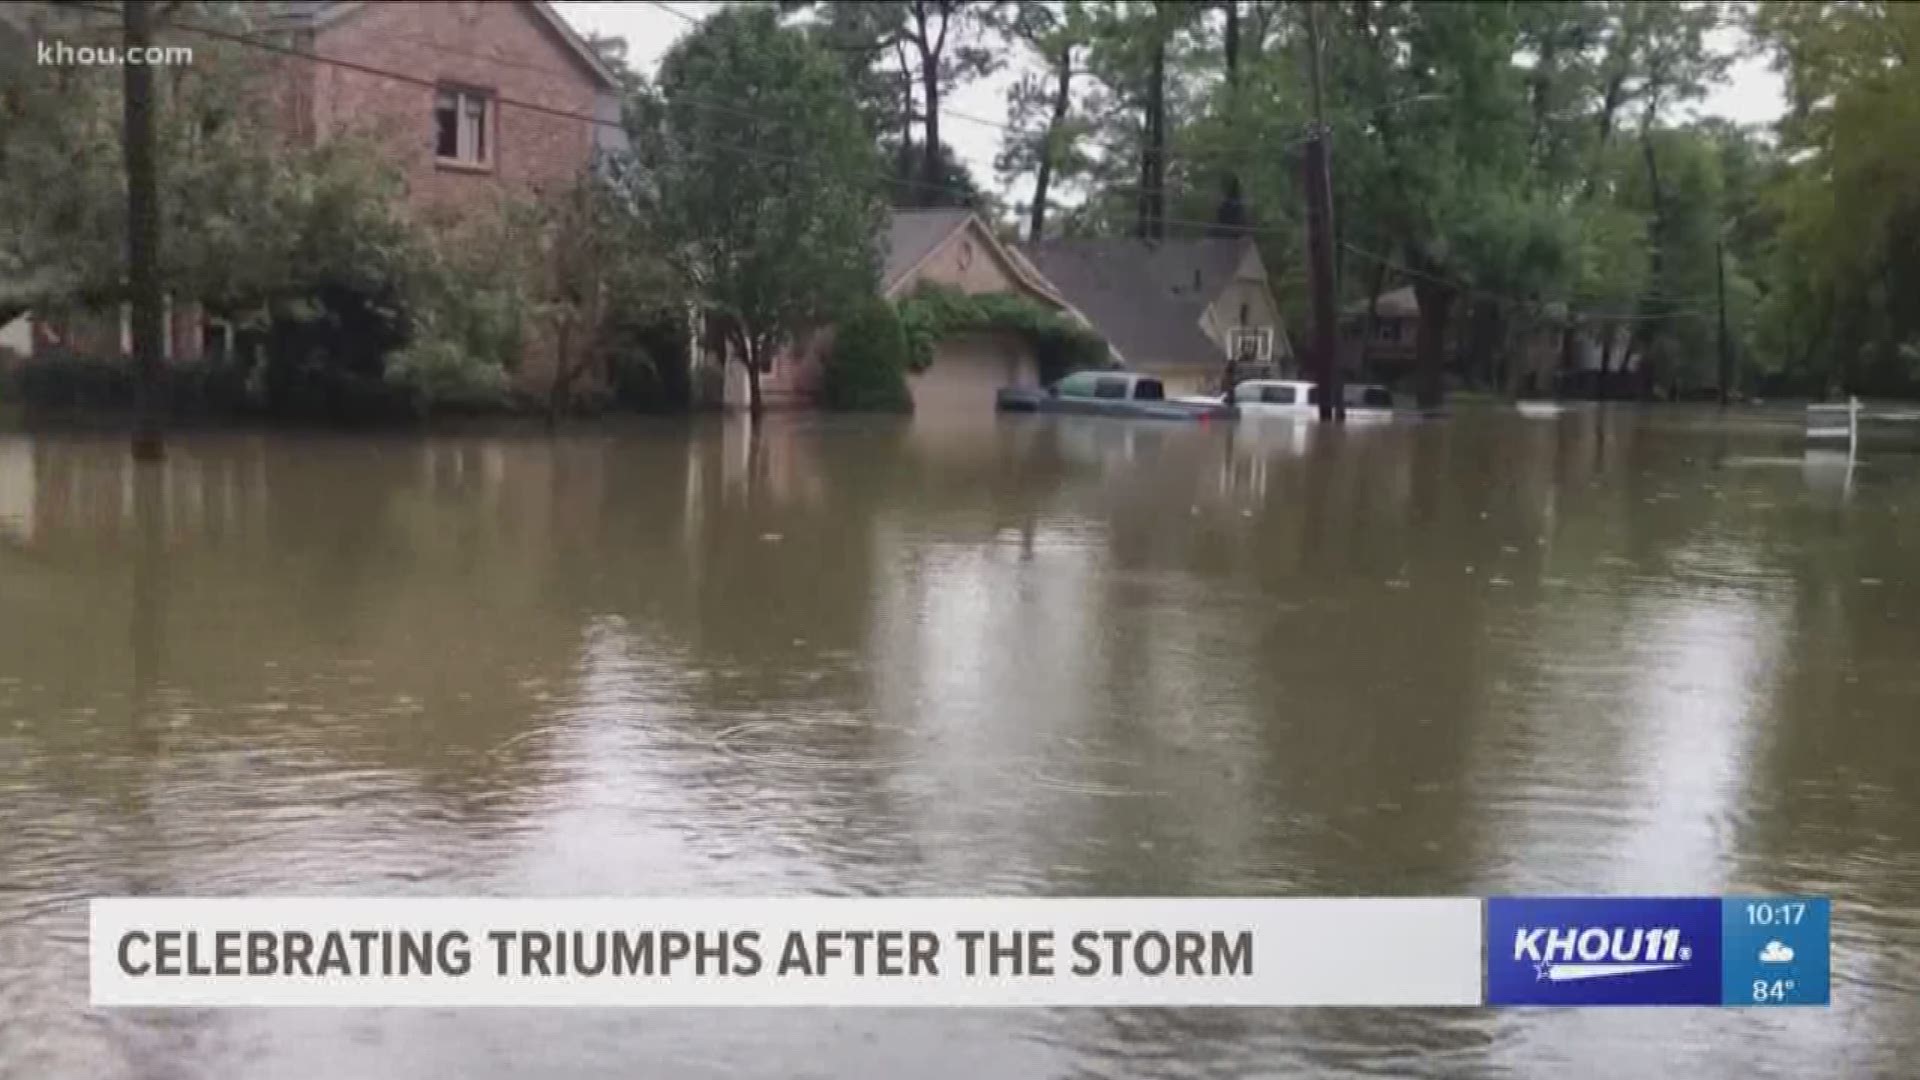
[996,371,1236,421]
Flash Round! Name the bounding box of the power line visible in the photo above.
[644,0,1049,137]
[59,1,1728,323]
[59,1,1284,230]
[644,0,699,24]
[1340,243,1720,322]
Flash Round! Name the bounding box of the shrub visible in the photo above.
[385,338,510,414]
[2,353,252,418]
[822,298,913,412]
[605,307,693,413]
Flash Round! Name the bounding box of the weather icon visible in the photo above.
[1760,941,1795,965]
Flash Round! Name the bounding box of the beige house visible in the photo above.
[715,209,1095,413]
[1023,236,1291,397]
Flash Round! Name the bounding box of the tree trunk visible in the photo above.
[1632,123,1668,367]
[1557,317,1579,399]
[1412,276,1453,410]
[1597,324,1616,401]
[1581,74,1627,200]
[740,332,766,421]
[124,0,165,462]
[914,2,943,206]
[1466,298,1500,390]
[920,56,942,204]
[1716,237,1731,406]
[893,39,916,200]
[1530,34,1557,162]
[549,318,572,428]
[1028,46,1073,243]
[1136,14,1167,241]
[1213,0,1246,234]
[1360,259,1387,379]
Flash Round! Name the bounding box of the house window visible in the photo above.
[1376,321,1402,343]
[1238,302,1249,326]
[435,87,491,165]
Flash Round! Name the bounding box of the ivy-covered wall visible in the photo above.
[895,284,1113,386]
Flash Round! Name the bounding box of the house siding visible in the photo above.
[274,2,612,395]
[891,226,1034,298]
[295,1,603,216]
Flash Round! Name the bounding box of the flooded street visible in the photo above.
[2,407,1917,1078]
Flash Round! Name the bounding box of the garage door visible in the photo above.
[909,332,1038,415]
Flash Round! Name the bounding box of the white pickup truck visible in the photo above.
[1177,380,1397,420]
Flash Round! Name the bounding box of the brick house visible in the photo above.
[5,1,624,389]
[262,0,627,215]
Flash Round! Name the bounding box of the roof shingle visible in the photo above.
[883,209,975,291]
[1022,237,1255,370]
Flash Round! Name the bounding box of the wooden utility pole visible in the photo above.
[124,0,165,461]
[1302,1,1343,422]
[1715,236,1731,409]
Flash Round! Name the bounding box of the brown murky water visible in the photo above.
[2,407,1917,1078]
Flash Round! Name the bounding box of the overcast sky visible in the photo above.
[558,1,1787,205]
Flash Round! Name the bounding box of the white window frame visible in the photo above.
[435,86,492,167]
[1228,326,1274,362]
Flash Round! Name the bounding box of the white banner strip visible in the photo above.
[90,897,1483,1007]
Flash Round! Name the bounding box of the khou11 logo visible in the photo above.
[1485,896,1830,1007]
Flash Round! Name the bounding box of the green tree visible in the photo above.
[0,3,301,311]
[1753,0,1920,395]
[994,0,1096,241]
[791,1,1001,208]
[638,5,888,418]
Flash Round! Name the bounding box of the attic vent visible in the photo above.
[1192,269,1202,291]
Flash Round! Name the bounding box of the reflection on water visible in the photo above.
[2,408,1918,1079]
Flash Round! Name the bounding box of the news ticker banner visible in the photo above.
[89,896,1829,1009]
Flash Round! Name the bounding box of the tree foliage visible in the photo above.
[896,282,1111,384]
[822,297,914,412]
[1753,0,1920,395]
[636,5,888,416]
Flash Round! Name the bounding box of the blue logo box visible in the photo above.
[1486,897,1724,1006]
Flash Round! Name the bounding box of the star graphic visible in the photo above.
[1535,961,1553,981]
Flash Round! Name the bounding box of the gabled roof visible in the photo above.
[883,209,974,291]
[882,210,1081,320]
[1023,236,1261,370]
[1343,285,1420,320]
[261,1,622,91]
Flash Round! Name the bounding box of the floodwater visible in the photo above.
[1,406,1916,1079]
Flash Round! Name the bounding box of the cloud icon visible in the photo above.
[1760,941,1795,964]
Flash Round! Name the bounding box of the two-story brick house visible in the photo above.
[263,0,627,214]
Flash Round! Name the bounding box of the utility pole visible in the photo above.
[124,0,165,461]
[1715,236,1731,409]
[1302,0,1343,422]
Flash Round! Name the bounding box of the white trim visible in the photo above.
[1228,326,1274,363]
